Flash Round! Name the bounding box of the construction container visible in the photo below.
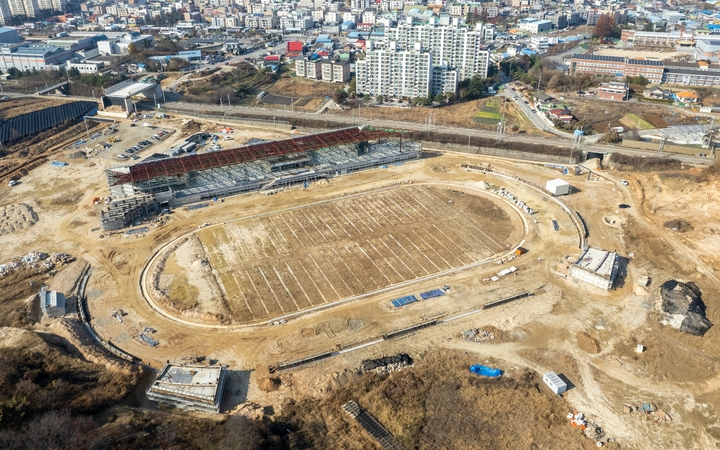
[543,371,567,394]
[515,247,527,256]
[546,178,571,196]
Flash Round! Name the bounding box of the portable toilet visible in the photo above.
[543,371,567,395]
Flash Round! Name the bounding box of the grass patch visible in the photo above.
[475,111,503,120]
[485,98,501,108]
[623,114,654,130]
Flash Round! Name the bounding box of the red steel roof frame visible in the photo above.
[109,127,398,185]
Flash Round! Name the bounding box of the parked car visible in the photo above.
[620,179,629,186]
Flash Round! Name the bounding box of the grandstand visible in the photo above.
[102,127,421,230]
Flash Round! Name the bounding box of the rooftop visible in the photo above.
[146,363,227,413]
[108,127,402,185]
[573,247,617,278]
[104,81,156,99]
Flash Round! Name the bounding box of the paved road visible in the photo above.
[501,88,569,136]
[162,101,712,164]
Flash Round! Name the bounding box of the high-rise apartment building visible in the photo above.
[356,24,489,98]
[0,1,11,25]
[378,23,490,81]
[356,44,433,98]
[6,0,39,19]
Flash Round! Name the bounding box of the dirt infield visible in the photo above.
[154,185,522,324]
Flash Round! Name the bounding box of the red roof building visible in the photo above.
[287,41,304,53]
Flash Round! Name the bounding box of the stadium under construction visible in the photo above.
[101,126,421,230]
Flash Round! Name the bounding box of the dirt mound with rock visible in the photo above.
[576,331,601,354]
[663,219,693,233]
[0,203,39,235]
[660,280,713,336]
[258,376,282,392]
[360,353,413,373]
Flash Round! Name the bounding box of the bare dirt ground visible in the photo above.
[327,98,551,136]
[154,185,521,325]
[267,76,336,98]
[562,97,697,133]
[2,113,720,448]
[0,98,70,120]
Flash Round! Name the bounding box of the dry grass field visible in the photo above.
[159,185,520,324]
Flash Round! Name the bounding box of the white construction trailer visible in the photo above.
[546,178,571,196]
[543,371,567,395]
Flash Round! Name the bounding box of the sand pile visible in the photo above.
[576,331,601,354]
[0,203,39,235]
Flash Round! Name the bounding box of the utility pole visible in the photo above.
[467,135,471,153]
[228,93,231,108]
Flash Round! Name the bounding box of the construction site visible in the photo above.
[2,103,720,449]
[101,127,420,230]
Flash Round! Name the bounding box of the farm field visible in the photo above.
[158,185,522,324]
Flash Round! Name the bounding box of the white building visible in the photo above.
[356,44,433,98]
[67,61,104,74]
[569,247,620,291]
[543,371,567,395]
[97,33,154,55]
[530,36,550,51]
[545,178,570,195]
[375,23,491,81]
[518,19,552,34]
[40,287,65,318]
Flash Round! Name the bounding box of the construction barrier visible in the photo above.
[276,351,334,372]
[384,320,437,340]
[482,292,531,310]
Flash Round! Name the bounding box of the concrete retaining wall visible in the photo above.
[432,141,576,164]
[161,107,294,131]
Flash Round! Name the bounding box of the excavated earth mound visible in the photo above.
[660,280,713,336]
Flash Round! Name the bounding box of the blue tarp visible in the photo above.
[469,365,503,378]
[391,295,418,308]
[420,289,445,300]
